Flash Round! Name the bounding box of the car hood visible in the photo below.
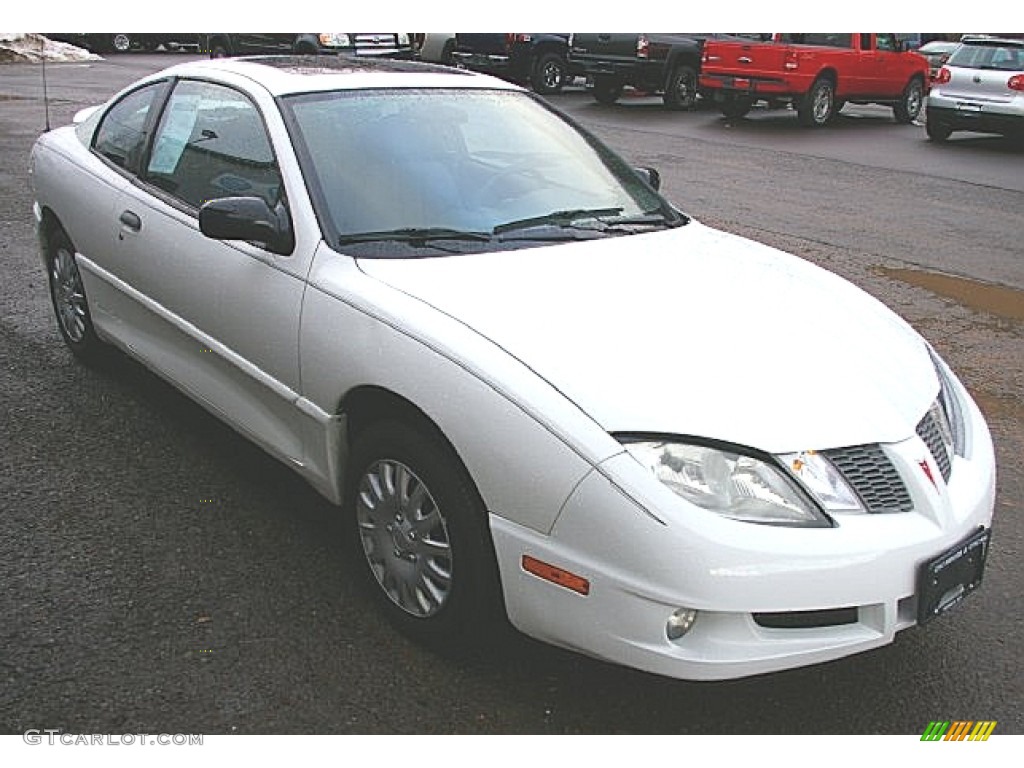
[356,222,936,454]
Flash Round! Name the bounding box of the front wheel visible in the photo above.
[894,77,925,124]
[798,77,836,127]
[663,64,698,110]
[530,52,567,95]
[347,419,503,649]
[46,230,104,363]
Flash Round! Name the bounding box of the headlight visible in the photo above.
[778,450,865,514]
[397,33,410,46]
[622,440,832,527]
[927,345,966,457]
[318,33,352,48]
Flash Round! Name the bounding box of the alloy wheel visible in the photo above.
[51,246,87,343]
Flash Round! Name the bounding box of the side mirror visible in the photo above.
[634,166,661,191]
[199,196,294,255]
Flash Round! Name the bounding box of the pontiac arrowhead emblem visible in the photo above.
[919,459,938,489]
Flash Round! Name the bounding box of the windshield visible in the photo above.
[280,88,682,255]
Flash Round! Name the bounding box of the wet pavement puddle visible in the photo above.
[878,267,1024,322]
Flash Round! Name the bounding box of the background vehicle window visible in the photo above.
[92,83,164,172]
[875,34,897,52]
[145,80,282,211]
[780,33,853,49]
[949,43,1024,70]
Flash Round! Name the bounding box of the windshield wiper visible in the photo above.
[492,207,624,235]
[337,227,493,246]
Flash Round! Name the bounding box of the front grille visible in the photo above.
[917,401,953,482]
[822,444,913,514]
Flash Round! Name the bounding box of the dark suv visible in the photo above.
[203,33,414,59]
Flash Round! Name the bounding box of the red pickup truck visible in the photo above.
[699,33,929,126]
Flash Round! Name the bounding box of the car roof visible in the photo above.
[158,55,521,97]
[959,35,1024,47]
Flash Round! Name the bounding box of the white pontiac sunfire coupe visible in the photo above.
[29,56,996,680]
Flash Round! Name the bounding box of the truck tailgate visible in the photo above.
[702,39,790,77]
[570,33,639,63]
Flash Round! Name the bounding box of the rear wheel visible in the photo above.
[894,77,925,124]
[798,76,835,126]
[926,117,953,142]
[530,52,567,95]
[663,63,698,110]
[347,419,503,649]
[593,75,623,105]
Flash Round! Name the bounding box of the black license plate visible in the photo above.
[917,528,990,624]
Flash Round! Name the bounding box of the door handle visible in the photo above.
[119,210,142,233]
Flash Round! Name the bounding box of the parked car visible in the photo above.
[45,33,196,53]
[918,39,960,79]
[452,33,572,95]
[568,33,749,110]
[413,33,456,64]
[30,56,996,681]
[203,33,414,59]
[925,36,1024,142]
[700,33,930,125]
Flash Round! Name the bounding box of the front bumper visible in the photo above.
[491,398,996,681]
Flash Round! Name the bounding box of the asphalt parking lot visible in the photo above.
[0,53,1021,735]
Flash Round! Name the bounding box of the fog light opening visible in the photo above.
[666,608,699,640]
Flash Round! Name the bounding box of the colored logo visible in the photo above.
[921,721,997,741]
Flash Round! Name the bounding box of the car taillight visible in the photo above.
[933,66,952,85]
[637,34,649,59]
[1009,74,1024,91]
[784,50,799,71]
[505,33,531,51]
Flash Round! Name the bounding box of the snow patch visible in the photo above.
[0,33,102,63]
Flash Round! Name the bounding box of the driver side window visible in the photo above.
[143,80,283,212]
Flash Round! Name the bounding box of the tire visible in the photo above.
[208,40,231,59]
[894,77,925,124]
[111,34,132,53]
[46,229,104,363]
[663,63,698,110]
[719,95,754,119]
[346,419,503,649]
[798,76,836,127]
[530,52,567,95]
[440,39,456,65]
[592,75,623,105]
[926,117,952,142]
